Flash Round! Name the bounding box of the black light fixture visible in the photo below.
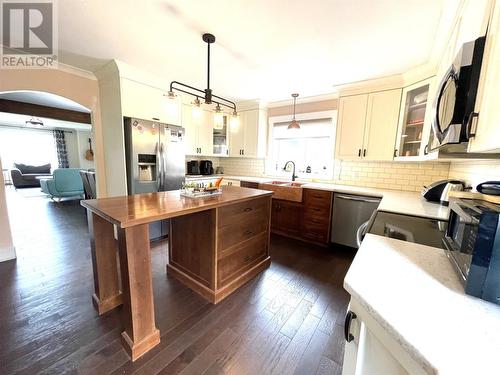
[287,93,300,130]
[25,117,44,127]
[167,33,238,126]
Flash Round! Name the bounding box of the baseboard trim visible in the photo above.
[0,246,16,262]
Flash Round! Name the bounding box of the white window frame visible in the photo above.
[266,110,337,179]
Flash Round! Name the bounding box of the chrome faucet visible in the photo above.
[283,161,298,181]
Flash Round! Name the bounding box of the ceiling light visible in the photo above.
[287,93,300,130]
[213,104,224,130]
[230,109,239,132]
[25,117,44,127]
[192,97,203,120]
[169,33,237,126]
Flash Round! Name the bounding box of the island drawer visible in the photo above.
[303,220,329,243]
[218,197,270,229]
[217,214,269,251]
[218,232,267,286]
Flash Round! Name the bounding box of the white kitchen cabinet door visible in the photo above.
[229,114,246,157]
[121,78,181,125]
[469,0,500,152]
[182,104,198,155]
[363,89,402,161]
[336,94,368,160]
[197,110,214,156]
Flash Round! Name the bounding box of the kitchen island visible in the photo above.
[81,186,273,361]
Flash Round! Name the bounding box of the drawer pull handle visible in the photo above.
[244,207,253,212]
[312,208,321,212]
[244,230,254,236]
[312,219,320,224]
[313,195,323,198]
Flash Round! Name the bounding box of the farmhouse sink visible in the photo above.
[258,180,305,202]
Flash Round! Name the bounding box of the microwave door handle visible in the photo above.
[432,65,457,143]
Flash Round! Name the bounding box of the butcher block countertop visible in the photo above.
[81,185,273,228]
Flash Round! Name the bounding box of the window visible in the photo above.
[266,112,336,179]
[0,127,58,170]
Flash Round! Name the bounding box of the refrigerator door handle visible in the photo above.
[160,142,166,190]
[156,141,162,190]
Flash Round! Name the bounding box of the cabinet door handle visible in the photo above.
[358,149,361,157]
[152,117,160,121]
[244,207,253,212]
[242,149,245,155]
[344,310,357,343]
[243,255,251,262]
[424,144,429,155]
[244,230,254,236]
[394,149,398,157]
[363,149,367,157]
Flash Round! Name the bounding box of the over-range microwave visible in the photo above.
[443,198,500,305]
[430,36,486,150]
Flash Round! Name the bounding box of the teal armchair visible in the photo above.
[40,168,85,201]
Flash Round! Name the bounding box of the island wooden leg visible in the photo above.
[117,224,160,361]
[87,211,122,315]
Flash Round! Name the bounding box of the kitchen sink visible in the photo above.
[258,180,304,202]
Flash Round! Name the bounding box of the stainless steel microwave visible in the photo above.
[443,198,500,305]
[430,36,486,149]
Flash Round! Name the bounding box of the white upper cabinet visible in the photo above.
[121,78,181,125]
[182,103,214,156]
[229,108,267,158]
[363,89,402,161]
[469,0,500,152]
[336,90,401,161]
[336,94,368,160]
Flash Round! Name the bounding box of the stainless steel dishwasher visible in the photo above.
[330,193,381,248]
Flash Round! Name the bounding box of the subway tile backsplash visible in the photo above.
[448,160,500,189]
[333,160,450,192]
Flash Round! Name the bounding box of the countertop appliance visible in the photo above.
[366,211,448,249]
[444,198,500,305]
[422,179,464,204]
[331,194,381,248]
[187,160,200,175]
[439,181,465,205]
[199,160,214,175]
[431,36,486,150]
[477,181,500,196]
[124,117,185,240]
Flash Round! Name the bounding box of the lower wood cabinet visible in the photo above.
[240,181,260,189]
[270,188,333,245]
[271,200,303,237]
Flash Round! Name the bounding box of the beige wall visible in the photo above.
[267,99,338,117]
[0,67,105,262]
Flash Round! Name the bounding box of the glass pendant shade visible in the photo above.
[191,97,203,121]
[213,104,224,130]
[165,91,179,117]
[230,111,239,132]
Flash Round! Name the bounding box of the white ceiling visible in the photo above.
[0,91,90,112]
[58,0,449,102]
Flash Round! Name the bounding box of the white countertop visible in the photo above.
[344,234,500,375]
[217,175,450,221]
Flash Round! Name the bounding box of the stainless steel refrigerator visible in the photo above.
[124,117,185,240]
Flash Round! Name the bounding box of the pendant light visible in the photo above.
[213,104,224,130]
[288,93,300,130]
[192,97,203,121]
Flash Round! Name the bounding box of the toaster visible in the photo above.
[187,160,200,175]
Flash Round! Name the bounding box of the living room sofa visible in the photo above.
[10,163,52,188]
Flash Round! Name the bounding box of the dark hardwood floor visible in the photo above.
[0,187,354,375]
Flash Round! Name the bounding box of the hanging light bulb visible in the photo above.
[192,97,203,121]
[165,90,178,117]
[213,104,224,130]
[230,109,239,132]
[287,93,300,130]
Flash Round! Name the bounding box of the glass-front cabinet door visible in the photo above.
[212,113,228,156]
[394,77,435,160]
